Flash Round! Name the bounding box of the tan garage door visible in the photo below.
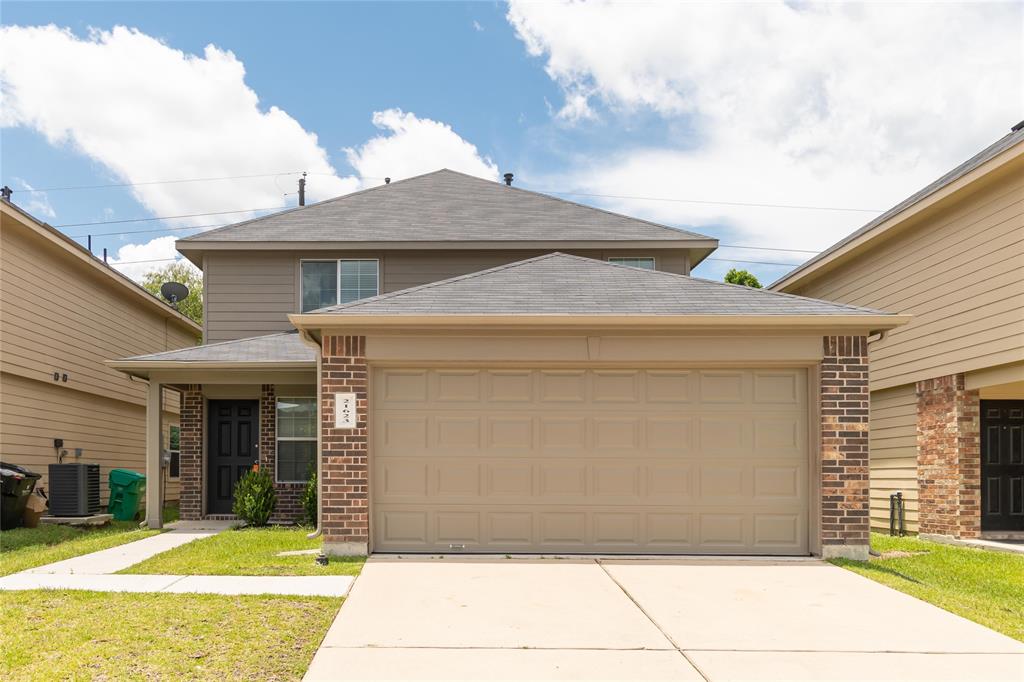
[372,368,809,554]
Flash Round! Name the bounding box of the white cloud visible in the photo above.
[1,25,498,282]
[0,24,357,227]
[345,108,499,186]
[473,20,484,32]
[106,235,183,280]
[508,2,1023,273]
[12,178,56,219]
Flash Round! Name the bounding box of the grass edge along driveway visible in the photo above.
[0,590,341,681]
[831,533,1024,642]
[121,525,365,576]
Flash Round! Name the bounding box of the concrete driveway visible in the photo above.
[305,557,1024,681]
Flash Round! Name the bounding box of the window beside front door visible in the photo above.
[276,397,317,483]
[301,259,379,312]
[608,257,655,270]
[167,425,180,479]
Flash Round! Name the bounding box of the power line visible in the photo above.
[54,206,287,228]
[528,188,884,214]
[8,170,884,214]
[69,222,231,239]
[705,257,803,267]
[12,172,308,193]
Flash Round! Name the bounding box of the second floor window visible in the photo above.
[301,259,379,312]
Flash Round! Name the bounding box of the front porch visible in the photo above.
[108,332,318,528]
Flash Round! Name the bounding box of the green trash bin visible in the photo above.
[108,469,146,521]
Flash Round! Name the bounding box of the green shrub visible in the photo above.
[232,468,276,526]
[301,470,317,527]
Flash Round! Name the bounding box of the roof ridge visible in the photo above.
[179,170,451,241]
[436,168,713,241]
[311,252,565,313]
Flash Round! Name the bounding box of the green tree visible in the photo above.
[141,261,203,324]
[724,268,762,289]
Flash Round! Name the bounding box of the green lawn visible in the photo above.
[121,526,365,576]
[0,590,340,681]
[831,533,1024,642]
[0,505,179,577]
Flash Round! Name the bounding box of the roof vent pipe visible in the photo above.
[384,177,390,184]
[503,172,514,186]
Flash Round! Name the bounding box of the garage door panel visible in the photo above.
[372,368,808,554]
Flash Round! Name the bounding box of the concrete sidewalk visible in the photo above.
[1,518,353,597]
[23,519,232,575]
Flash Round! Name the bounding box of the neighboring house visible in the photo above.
[771,123,1024,540]
[0,199,201,507]
[111,169,907,560]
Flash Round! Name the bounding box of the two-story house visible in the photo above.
[112,169,908,560]
[1,199,200,508]
[772,123,1024,541]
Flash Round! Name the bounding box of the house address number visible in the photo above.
[334,392,357,428]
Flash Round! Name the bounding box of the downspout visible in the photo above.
[297,328,324,539]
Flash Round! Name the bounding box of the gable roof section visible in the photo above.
[771,123,1024,291]
[295,252,901,322]
[177,169,714,245]
[1,199,201,336]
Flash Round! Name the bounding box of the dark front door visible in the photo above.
[981,400,1024,532]
[207,400,259,515]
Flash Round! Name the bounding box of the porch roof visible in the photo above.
[108,331,316,379]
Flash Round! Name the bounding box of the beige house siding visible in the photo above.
[0,204,199,506]
[869,384,919,533]
[204,249,691,342]
[787,171,1024,391]
[0,373,181,504]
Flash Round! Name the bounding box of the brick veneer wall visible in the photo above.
[179,385,204,521]
[320,335,369,555]
[916,374,980,539]
[820,336,870,559]
[258,384,306,523]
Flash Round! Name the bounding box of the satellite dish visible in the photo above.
[160,281,190,306]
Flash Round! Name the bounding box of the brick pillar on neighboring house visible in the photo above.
[916,374,981,539]
[179,385,204,521]
[820,336,870,559]
[258,384,305,523]
[320,335,369,555]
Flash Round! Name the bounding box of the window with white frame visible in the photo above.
[167,425,180,479]
[276,397,317,483]
[608,257,656,270]
[301,259,379,312]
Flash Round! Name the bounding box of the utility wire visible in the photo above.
[54,206,287,228]
[9,171,885,214]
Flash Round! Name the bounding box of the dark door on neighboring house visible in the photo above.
[981,400,1024,532]
[207,400,259,515]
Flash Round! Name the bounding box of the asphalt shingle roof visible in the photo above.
[121,332,315,363]
[310,253,890,317]
[179,169,712,243]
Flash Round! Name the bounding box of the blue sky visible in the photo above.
[2,2,1020,282]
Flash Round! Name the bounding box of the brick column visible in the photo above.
[320,335,369,555]
[259,384,304,522]
[820,336,870,559]
[916,374,980,539]
[179,385,204,521]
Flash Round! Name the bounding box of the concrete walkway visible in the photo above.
[305,557,1024,681]
[0,518,353,597]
